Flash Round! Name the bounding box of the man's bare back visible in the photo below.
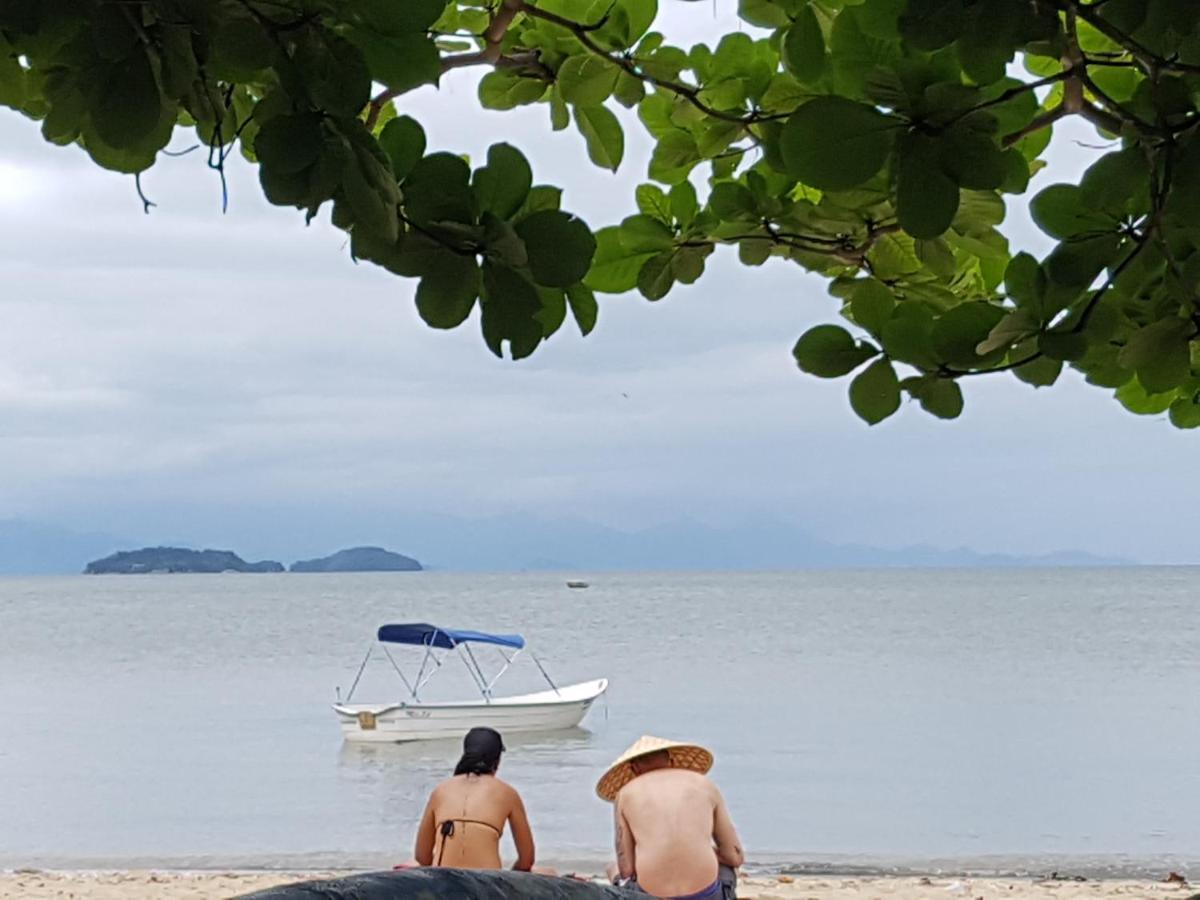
[614,767,743,897]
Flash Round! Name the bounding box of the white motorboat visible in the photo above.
[333,622,608,743]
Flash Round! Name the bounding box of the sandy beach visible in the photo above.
[0,871,1194,899]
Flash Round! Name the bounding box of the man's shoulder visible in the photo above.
[621,767,717,798]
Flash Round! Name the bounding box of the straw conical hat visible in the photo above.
[596,735,713,802]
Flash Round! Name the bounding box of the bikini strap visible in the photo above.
[434,817,503,866]
[442,817,502,835]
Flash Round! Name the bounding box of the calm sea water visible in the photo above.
[1,569,1197,875]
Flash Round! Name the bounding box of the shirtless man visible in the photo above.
[412,727,536,871]
[598,736,743,899]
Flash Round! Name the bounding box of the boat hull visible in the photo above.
[333,678,608,743]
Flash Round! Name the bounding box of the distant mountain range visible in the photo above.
[0,515,1132,576]
[0,520,128,575]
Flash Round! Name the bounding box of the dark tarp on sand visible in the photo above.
[235,868,643,899]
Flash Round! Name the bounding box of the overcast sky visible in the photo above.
[0,5,1196,564]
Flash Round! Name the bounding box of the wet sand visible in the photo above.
[0,871,1194,899]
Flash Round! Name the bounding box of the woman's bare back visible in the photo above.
[415,774,535,870]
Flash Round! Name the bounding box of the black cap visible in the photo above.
[454,727,505,775]
[464,726,505,756]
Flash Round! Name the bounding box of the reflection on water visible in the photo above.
[337,727,597,770]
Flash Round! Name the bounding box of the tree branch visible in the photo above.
[1065,226,1152,335]
[512,0,769,129]
[942,352,1043,378]
[365,0,538,130]
[1002,104,1067,147]
[941,70,1073,130]
[1066,0,1200,75]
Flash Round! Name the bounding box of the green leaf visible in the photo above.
[1045,234,1123,288]
[613,70,646,107]
[619,214,675,252]
[915,238,957,278]
[481,215,528,269]
[90,52,164,149]
[550,86,570,130]
[535,287,568,337]
[672,244,712,283]
[783,6,826,83]
[638,252,676,300]
[1013,354,1063,387]
[481,263,544,359]
[896,135,959,239]
[1169,397,1200,429]
[738,0,792,28]
[739,238,773,266]
[1118,318,1194,393]
[349,30,440,94]
[1004,251,1045,315]
[557,55,620,105]
[293,33,371,115]
[849,279,895,336]
[515,210,597,288]
[881,304,938,369]
[709,182,757,220]
[254,113,323,175]
[574,104,624,171]
[952,190,1006,234]
[415,253,481,329]
[1038,330,1089,362]
[649,130,699,185]
[1079,148,1149,212]
[1115,377,1175,415]
[781,97,896,190]
[1030,183,1116,239]
[566,283,599,335]
[514,185,563,221]
[932,302,1006,368]
[939,123,1008,191]
[378,115,425,181]
[473,143,532,219]
[340,138,401,241]
[977,308,1039,355]
[903,375,964,419]
[352,0,447,33]
[850,358,901,424]
[585,227,657,293]
[636,184,672,223]
[586,0,657,48]
[208,16,276,79]
[793,324,879,378]
[670,181,698,227]
[479,70,547,110]
[403,152,475,224]
[900,0,967,49]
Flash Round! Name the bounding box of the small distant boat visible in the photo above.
[566,581,589,589]
[333,622,608,743]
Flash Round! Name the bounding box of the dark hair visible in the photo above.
[454,726,505,776]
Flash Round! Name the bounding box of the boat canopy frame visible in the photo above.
[343,623,561,704]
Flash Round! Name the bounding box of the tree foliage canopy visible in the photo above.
[4,0,1200,425]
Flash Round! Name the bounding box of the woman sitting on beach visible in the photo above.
[412,727,536,871]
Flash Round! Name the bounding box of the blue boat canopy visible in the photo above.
[377,622,526,651]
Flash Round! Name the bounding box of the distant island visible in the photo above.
[289,546,423,573]
[85,547,284,574]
